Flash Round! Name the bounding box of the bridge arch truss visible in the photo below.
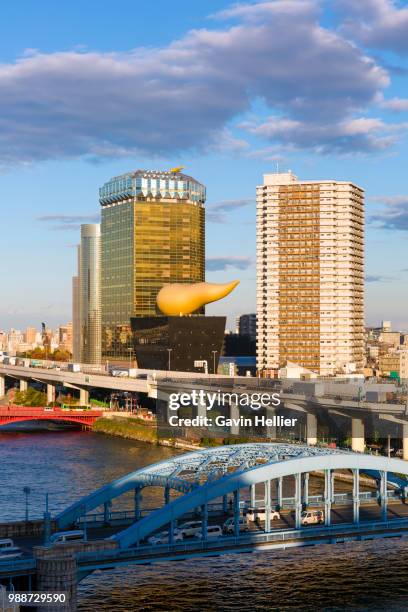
[56,443,408,549]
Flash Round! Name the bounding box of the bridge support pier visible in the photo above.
[250,484,256,507]
[47,384,56,405]
[265,407,276,439]
[35,551,77,611]
[277,477,283,510]
[229,402,240,435]
[351,418,365,453]
[234,489,240,536]
[0,374,5,397]
[302,473,309,508]
[195,396,207,419]
[19,379,28,393]
[306,413,317,446]
[79,388,89,405]
[264,480,271,532]
[295,473,302,529]
[353,468,360,524]
[380,471,388,521]
[324,469,332,526]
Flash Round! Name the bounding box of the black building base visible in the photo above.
[130,316,226,372]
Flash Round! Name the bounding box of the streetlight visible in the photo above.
[212,350,218,375]
[23,487,31,522]
[167,348,173,371]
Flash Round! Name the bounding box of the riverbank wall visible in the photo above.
[94,414,200,451]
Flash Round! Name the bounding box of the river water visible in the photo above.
[1,431,407,611]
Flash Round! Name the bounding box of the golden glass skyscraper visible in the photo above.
[100,169,205,360]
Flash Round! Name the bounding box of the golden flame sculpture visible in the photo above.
[156,280,240,316]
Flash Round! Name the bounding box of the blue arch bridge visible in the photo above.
[2,443,408,598]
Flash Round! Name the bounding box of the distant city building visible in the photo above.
[0,331,6,351]
[223,332,256,357]
[58,322,73,354]
[379,348,408,379]
[100,169,205,360]
[25,327,37,345]
[256,171,364,376]
[378,330,401,349]
[236,314,257,342]
[72,246,81,362]
[79,224,101,364]
[7,329,24,354]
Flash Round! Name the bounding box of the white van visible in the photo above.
[301,510,324,526]
[244,507,280,522]
[0,539,23,559]
[49,530,85,544]
[175,521,202,538]
[223,517,249,534]
[198,525,222,540]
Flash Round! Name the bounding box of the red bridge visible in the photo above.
[0,405,103,428]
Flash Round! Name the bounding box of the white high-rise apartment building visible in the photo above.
[256,171,364,376]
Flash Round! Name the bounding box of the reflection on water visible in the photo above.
[1,432,407,610]
[0,431,179,521]
[78,539,408,611]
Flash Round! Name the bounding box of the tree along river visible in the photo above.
[0,430,407,611]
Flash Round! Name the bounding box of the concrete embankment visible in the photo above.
[94,413,200,451]
[93,415,158,443]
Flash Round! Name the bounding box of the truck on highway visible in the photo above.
[67,363,81,373]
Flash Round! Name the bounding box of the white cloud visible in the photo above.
[207,198,253,223]
[206,256,253,270]
[0,1,392,166]
[380,97,408,111]
[337,0,408,54]
[369,194,408,230]
[241,114,403,153]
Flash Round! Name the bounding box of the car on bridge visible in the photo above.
[197,525,223,540]
[300,510,324,526]
[244,507,280,522]
[147,530,184,545]
[0,539,23,560]
[174,521,203,538]
[223,517,249,534]
[49,530,85,544]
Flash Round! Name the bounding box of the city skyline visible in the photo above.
[1,1,408,330]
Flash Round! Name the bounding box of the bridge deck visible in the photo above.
[76,517,408,571]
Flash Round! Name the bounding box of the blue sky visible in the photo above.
[1,0,408,331]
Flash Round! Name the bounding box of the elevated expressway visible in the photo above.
[1,363,408,455]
